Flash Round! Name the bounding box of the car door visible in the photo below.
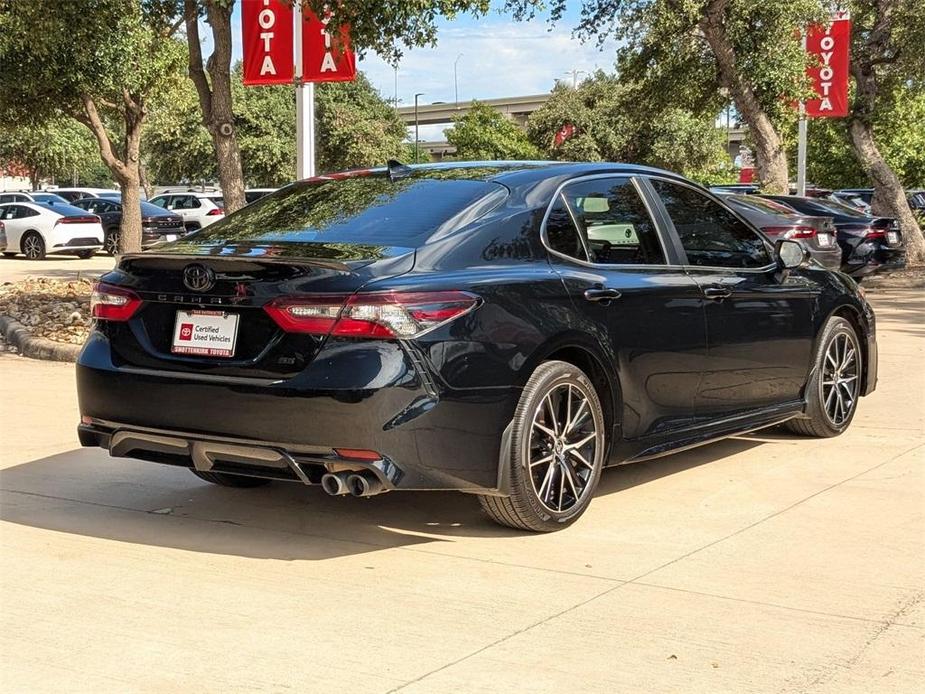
[0,205,29,248]
[648,177,817,416]
[543,175,708,445]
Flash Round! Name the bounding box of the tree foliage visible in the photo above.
[526,74,733,183]
[446,102,542,161]
[521,0,823,192]
[144,67,410,185]
[0,119,101,189]
[842,0,925,262]
[0,0,185,251]
[795,84,925,190]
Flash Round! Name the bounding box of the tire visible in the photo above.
[104,229,120,256]
[191,470,272,488]
[478,360,606,532]
[75,250,96,259]
[785,316,862,438]
[21,231,46,260]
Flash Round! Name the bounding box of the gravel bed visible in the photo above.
[0,277,93,346]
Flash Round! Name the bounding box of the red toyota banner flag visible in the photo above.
[804,17,851,118]
[301,9,357,83]
[241,0,294,86]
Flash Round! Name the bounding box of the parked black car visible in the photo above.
[72,197,186,254]
[77,162,877,531]
[760,195,905,279]
[717,193,841,270]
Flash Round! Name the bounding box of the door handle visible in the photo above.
[702,286,733,301]
[584,287,622,302]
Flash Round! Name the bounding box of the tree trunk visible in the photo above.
[848,119,924,264]
[699,0,789,193]
[29,168,39,191]
[139,159,153,201]
[184,0,246,213]
[119,105,144,254]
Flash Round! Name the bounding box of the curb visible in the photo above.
[0,314,81,362]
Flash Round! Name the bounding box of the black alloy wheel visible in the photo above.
[479,360,606,531]
[786,316,862,437]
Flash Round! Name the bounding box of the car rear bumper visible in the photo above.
[809,246,843,270]
[76,331,518,493]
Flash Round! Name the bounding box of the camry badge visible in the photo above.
[183,264,215,292]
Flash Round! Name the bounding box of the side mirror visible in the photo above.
[776,238,808,269]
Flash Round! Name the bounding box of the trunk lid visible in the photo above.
[99,242,414,379]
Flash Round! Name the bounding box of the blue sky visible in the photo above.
[226,2,620,140]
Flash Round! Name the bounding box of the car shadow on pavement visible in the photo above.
[0,437,762,561]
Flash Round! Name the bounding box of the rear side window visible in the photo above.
[561,178,664,265]
[653,180,771,269]
[545,195,588,261]
[183,175,508,248]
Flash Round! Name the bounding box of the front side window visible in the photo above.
[652,180,771,269]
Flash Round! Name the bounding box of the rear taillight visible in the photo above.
[55,215,100,225]
[763,225,816,239]
[264,291,479,338]
[206,208,224,216]
[864,227,886,239]
[90,282,142,321]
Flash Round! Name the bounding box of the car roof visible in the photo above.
[307,161,693,191]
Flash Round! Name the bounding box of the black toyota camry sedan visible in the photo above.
[76,162,877,531]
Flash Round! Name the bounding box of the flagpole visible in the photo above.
[294,1,315,179]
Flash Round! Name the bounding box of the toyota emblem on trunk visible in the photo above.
[183,264,215,292]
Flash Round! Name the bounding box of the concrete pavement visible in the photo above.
[0,254,115,284]
[1,289,922,693]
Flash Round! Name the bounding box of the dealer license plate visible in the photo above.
[887,230,900,245]
[171,309,239,358]
[163,234,178,242]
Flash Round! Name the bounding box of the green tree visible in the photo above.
[843,0,925,263]
[0,0,185,252]
[144,67,409,185]
[526,74,732,183]
[446,102,542,161]
[0,119,100,190]
[531,0,823,193]
[314,73,413,172]
[796,84,925,191]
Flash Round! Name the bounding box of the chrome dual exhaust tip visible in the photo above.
[321,471,385,497]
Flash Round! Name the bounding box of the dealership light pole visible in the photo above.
[414,92,424,164]
[294,1,315,179]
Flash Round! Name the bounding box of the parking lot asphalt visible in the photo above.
[0,261,922,692]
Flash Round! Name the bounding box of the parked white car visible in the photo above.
[148,191,224,231]
[0,202,104,260]
[0,191,70,206]
[49,187,121,203]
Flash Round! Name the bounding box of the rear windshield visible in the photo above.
[729,195,794,215]
[806,198,867,217]
[182,174,508,248]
